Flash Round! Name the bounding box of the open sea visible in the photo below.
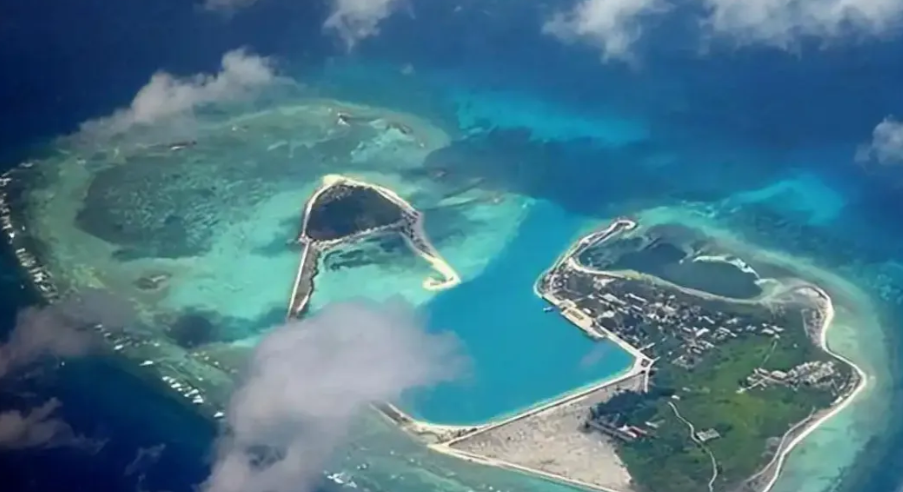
[3,1,903,492]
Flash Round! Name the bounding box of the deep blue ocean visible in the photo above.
[4,1,903,492]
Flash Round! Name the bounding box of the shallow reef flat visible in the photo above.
[0,77,891,492]
[0,96,525,407]
[8,98,522,328]
[0,96,544,492]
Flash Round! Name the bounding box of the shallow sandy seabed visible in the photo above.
[3,96,558,492]
[0,91,890,492]
[21,98,524,327]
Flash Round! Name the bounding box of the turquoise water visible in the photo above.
[403,200,634,425]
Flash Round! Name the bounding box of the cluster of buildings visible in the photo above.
[743,360,840,392]
[581,387,671,443]
[539,252,847,448]
[94,323,229,417]
[547,267,784,369]
[0,166,61,302]
[583,416,654,443]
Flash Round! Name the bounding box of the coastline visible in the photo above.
[533,216,651,365]
[358,216,646,492]
[304,174,461,290]
[370,351,644,446]
[634,205,879,492]
[428,371,644,492]
[444,357,644,447]
[266,210,874,492]
[524,217,871,492]
[283,173,474,442]
[748,284,869,492]
[287,173,462,315]
[389,217,647,492]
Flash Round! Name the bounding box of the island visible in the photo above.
[288,174,461,317]
[535,218,862,492]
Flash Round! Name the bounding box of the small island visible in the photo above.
[288,174,461,317]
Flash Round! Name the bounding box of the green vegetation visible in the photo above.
[591,387,674,426]
[619,410,715,492]
[607,302,850,492]
[557,224,855,492]
[306,184,404,241]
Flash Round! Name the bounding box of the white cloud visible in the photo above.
[203,300,462,492]
[201,0,401,48]
[543,0,670,61]
[700,0,903,47]
[0,290,131,378]
[78,49,278,141]
[0,398,106,453]
[0,308,92,378]
[0,399,76,450]
[545,0,903,58]
[0,291,133,450]
[856,116,903,165]
[323,0,404,48]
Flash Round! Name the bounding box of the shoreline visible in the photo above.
[371,355,644,446]
[359,216,648,491]
[525,218,871,492]
[302,174,461,290]
[534,217,651,363]
[443,357,644,446]
[631,205,880,492]
[284,176,643,463]
[284,174,472,442]
[291,213,873,492]
[429,442,628,492]
[394,217,647,492]
[429,371,644,492]
[287,173,462,315]
[749,284,869,492]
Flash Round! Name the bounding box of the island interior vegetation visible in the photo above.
[542,223,857,492]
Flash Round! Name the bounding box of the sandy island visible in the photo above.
[288,173,462,316]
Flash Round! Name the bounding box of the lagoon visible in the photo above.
[402,200,634,425]
[602,240,763,300]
